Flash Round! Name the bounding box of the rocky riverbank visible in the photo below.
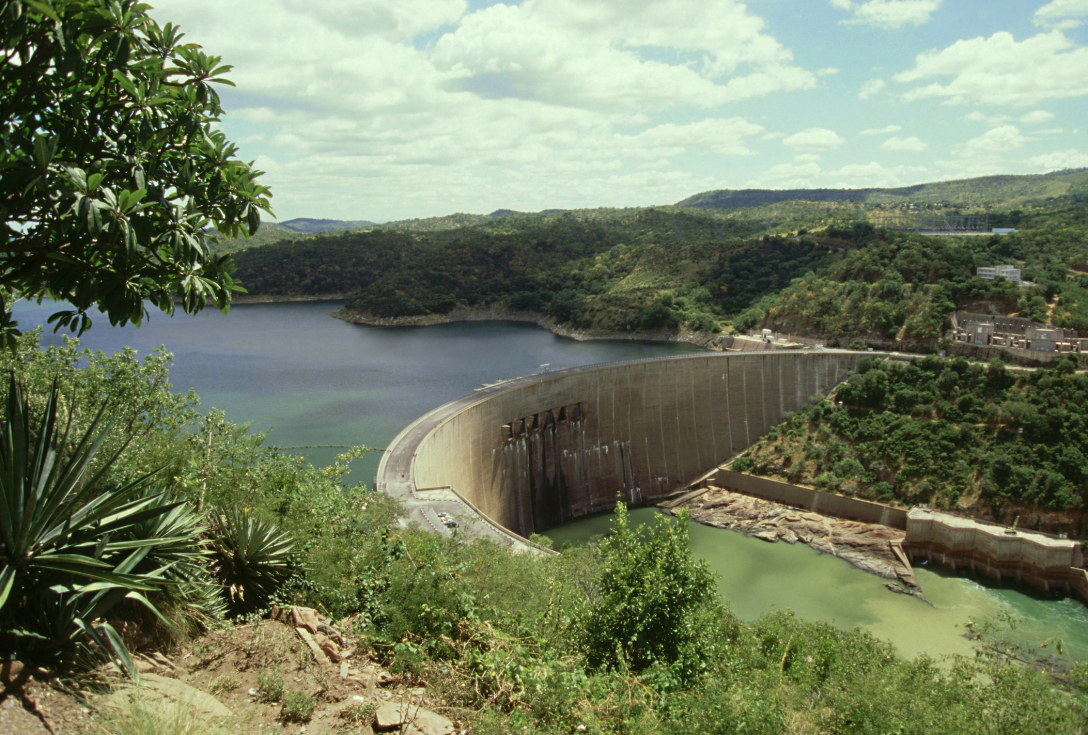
[668,486,924,599]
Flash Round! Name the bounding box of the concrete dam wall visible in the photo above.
[398,351,864,541]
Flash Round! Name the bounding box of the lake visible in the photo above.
[14,299,1088,661]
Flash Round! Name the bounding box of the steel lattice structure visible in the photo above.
[869,211,989,234]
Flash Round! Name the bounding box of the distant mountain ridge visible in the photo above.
[677,169,1088,211]
[279,217,376,233]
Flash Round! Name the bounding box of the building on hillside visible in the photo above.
[948,312,1088,354]
[977,265,1021,283]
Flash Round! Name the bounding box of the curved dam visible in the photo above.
[377,350,872,545]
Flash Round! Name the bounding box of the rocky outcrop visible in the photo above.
[672,486,923,597]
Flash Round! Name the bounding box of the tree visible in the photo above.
[582,502,716,684]
[0,0,272,346]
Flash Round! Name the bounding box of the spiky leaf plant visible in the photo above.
[130,491,226,623]
[0,377,184,673]
[209,506,295,613]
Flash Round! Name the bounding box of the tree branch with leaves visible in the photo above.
[0,0,272,347]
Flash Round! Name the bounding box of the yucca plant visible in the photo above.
[0,377,186,673]
[129,490,226,623]
[209,506,295,613]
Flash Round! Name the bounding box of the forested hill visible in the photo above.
[678,168,1088,210]
[231,174,1088,348]
[279,217,377,233]
[739,356,1088,528]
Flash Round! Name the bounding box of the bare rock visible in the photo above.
[375,702,455,735]
[375,701,409,729]
[291,606,321,634]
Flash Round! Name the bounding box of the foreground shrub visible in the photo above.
[582,503,717,684]
[210,506,295,613]
[0,378,190,673]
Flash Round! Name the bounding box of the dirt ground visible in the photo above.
[1,617,459,735]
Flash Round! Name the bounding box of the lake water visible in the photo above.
[14,299,1088,662]
[548,508,1088,662]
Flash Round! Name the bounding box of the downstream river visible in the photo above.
[15,299,1088,662]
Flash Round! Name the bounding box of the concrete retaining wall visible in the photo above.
[711,470,909,529]
[1073,568,1088,604]
[905,508,1086,597]
[410,352,862,538]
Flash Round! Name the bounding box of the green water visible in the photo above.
[546,508,1088,662]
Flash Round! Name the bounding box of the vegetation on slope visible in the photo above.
[233,208,765,332]
[733,208,1088,347]
[678,168,1088,210]
[7,337,1088,733]
[231,179,1088,348]
[738,355,1088,531]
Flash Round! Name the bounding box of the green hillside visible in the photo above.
[738,355,1088,526]
[228,171,1088,348]
[212,221,313,254]
[679,169,1088,211]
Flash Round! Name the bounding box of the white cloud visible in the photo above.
[783,127,846,151]
[860,124,902,135]
[830,162,930,187]
[1034,0,1088,29]
[830,0,942,29]
[432,0,816,112]
[1029,148,1088,170]
[962,111,1014,127]
[629,118,765,156]
[143,0,819,219]
[751,161,822,187]
[1021,110,1056,124]
[880,136,928,151]
[954,125,1028,157]
[747,159,928,188]
[858,79,885,98]
[817,67,840,75]
[895,31,1088,106]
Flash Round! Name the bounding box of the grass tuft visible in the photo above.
[280,690,317,723]
[95,695,231,735]
[256,669,285,703]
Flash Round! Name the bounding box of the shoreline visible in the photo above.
[667,486,925,600]
[231,293,350,305]
[330,304,732,350]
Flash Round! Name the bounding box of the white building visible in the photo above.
[977,265,1021,283]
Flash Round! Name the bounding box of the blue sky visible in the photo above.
[150,0,1088,222]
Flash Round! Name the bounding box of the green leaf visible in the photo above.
[0,566,16,611]
[24,1,60,22]
[112,69,139,99]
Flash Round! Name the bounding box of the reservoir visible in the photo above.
[15,299,1088,662]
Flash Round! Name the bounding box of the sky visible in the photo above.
[148,0,1088,222]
